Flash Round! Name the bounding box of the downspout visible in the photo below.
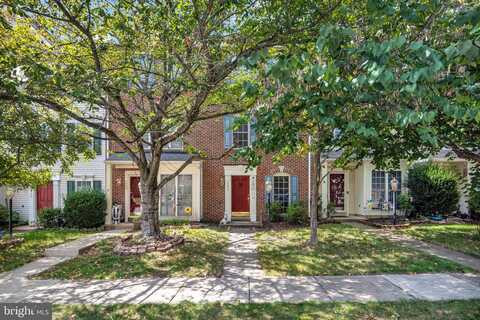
[308,135,312,217]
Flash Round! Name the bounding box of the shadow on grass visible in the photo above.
[54,299,480,320]
[401,224,480,258]
[0,229,92,273]
[256,224,472,276]
[35,227,229,280]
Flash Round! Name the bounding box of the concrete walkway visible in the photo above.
[0,230,124,281]
[347,222,480,272]
[1,228,480,304]
[223,228,264,278]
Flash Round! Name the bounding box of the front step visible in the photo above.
[231,216,250,221]
[222,221,263,228]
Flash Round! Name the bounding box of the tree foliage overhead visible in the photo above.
[0,103,92,187]
[242,0,480,169]
[238,0,479,243]
[0,0,340,236]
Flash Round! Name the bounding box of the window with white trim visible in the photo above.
[273,175,289,211]
[67,180,102,195]
[371,170,401,209]
[233,123,250,148]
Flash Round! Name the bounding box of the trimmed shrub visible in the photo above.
[63,189,107,229]
[268,202,284,222]
[398,193,414,218]
[286,201,308,225]
[468,164,480,221]
[407,162,460,217]
[38,208,64,228]
[0,204,21,226]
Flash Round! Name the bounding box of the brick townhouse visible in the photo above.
[106,115,309,224]
[5,116,472,225]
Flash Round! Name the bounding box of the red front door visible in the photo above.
[231,176,250,213]
[329,173,345,210]
[130,177,141,213]
[37,182,53,211]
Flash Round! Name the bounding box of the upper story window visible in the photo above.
[143,132,183,151]
[66,123,102,155]
[371,170,402,209]
[233,123,250,148]
[224,115,256,149]
[92,129,102,155]
[165,138,184,150]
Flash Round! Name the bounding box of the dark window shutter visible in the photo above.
[93,129,102,155]
[93,180,102,191]
[67,181,75,195]
[224,116,234,149]
[249,118,256,144]
[290,175,299,203]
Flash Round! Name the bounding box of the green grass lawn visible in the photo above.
[54,300,480,320]
[36,226,229,280]
[0,229,91,273]
[256,224,472,276]
[399,224,480,257]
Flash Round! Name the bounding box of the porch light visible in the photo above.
[390,177,398,225]
[5,186,15,200]
[265,179,272,193]
[390,177,398,192]
[265,179,272,223]
[5,187,16,238]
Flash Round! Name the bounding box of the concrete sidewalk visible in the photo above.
[1,273,480,304]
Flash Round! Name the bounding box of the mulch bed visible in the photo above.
[113,234,185,256]
[359,218,427,229]
[0,237,24,250]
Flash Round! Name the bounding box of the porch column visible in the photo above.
[224,174,232,222]
[321,163,328,211]
[249,175,257,222]
[52,175,61,209]
[106,163,113,224]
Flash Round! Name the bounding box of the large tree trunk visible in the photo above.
[140,174,161,237]
[310,149,321,246]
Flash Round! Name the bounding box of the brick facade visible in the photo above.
[187,117,308,223]
[110,116,309,223]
